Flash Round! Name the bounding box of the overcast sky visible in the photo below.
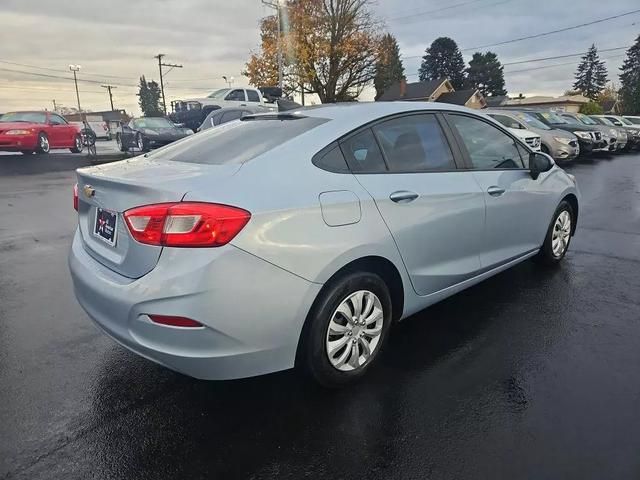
[0,0,638,115]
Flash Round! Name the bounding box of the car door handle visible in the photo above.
[487,186,506,196]
[389,191,419,203]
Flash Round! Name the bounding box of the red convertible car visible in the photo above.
[0,111,83,155]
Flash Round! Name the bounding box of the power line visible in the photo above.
[501,45,630,66]
[389,0,485,22]
[391,0,514,25]
[504,53,626,75]
[462,8,640,51]
[0,59,137,80]
[0,66,138,88]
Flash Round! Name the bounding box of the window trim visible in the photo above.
[442,112,533,172]
[336,110,467,175]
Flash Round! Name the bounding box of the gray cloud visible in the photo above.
[1,0,638,113]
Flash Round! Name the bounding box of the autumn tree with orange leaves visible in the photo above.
[245,0,381,103]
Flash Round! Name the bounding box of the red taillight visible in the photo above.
[123,202,250,247]
[148,315,203,328]
[73,183,78,211]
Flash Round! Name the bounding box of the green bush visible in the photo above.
[579,101,604,115]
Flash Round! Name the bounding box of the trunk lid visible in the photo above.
[75,156,241,278]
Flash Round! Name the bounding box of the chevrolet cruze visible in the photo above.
[69,102,580,387]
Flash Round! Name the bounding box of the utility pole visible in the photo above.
[101,84,117,111]
[69,64,85,123]
[155,54,183,115]
[262,0,284,89]
[52,99,58,111]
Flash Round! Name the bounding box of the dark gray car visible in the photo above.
[198,106,268,132]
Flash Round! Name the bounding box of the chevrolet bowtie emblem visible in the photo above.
[83,185,95,198]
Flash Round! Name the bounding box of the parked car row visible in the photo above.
[485,109,640,163]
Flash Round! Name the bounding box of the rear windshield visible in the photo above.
[151,115,328,165]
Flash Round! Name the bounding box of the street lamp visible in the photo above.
[261,0,284,89]
[222,75,235,88]
[68,64,84,121]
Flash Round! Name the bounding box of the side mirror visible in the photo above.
[529,152,554,180]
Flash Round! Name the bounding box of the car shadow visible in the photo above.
[83,259,568,479]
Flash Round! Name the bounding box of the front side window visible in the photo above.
[225,89,246,101]
[372,114,456,172]
[448,114,524,169]
[49,114,68,125]
[340,129,386,173]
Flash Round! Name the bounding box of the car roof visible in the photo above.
[282,101,475,133]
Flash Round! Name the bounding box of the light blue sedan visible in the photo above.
[69,102,579,387]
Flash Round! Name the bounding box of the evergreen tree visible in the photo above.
[619,34,640,114]
[465,51,507,97]
[374,34,405,100]
[418,37,465,89]
[573,44,608,100]
[137,75,163,117]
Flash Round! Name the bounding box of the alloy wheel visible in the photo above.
[40,135,50,153]
[325,290,384,372]
[552,210,571,257]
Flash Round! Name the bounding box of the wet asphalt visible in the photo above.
[1,151,639,479]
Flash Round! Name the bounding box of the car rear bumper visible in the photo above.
[69,230,321,380]
[0,133,38,151]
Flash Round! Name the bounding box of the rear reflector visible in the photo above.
[148,315,204,328]
[73,183,78,211]
[123,202,250,247]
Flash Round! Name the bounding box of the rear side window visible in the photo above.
[372,114,456,172]
[246,90,260,102]
[220,110,243,124]
[340,129,387,173]
[151,116,328,165]
[312,144,349,173]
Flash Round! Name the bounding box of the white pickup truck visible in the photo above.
[185,87,277,112]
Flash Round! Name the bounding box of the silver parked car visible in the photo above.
[69,103,580,387]
[485,109,580,162]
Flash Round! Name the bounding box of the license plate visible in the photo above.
[93,208,118,246]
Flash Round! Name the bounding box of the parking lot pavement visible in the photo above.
[1,152,640,479]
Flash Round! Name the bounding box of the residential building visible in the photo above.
[378,78,454,102]
[500,94,590,113]
[435,89,487,109]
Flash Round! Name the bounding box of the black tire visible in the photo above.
[301,271,392,388]
[535,200,574,265]
[70,134,83,154]
[116,133,128,152]
[35,132,50,154]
